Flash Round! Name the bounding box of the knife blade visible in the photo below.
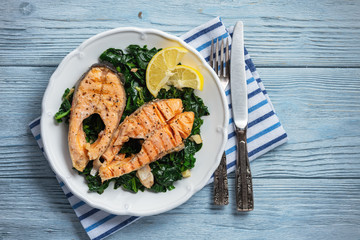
[230,21,254,211]
[230,21,248,130]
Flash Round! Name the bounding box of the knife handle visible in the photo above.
[213,151,229,205]
[235,128,254,211]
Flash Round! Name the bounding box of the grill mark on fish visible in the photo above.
[139,108,153,134]
[100,99,183,164]
[142,106,158,132]
[156,100,173,120]
[99,111,195,182]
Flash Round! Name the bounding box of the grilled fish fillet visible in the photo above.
[99,111,195,182]
[101,99,183,163]
[68,64,126,172]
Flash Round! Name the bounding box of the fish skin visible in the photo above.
[101,99,183,164]
[68,64,126,172]
[99,111,195,182]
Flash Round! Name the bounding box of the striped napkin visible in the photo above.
[29,16,287,240]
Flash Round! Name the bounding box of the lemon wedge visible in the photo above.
[146,47,203,97]
[168,65,204,91]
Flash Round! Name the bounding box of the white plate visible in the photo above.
[41,27,228,216]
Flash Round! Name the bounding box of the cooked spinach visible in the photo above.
[114,172,145,193]
[118,138,143,157]
[77,161,110,194]
[58,45,209,194]
[83,114,105,144]
[54,87,74,123]
[147,140,202,192]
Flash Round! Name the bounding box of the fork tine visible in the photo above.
[215,38,219,75]
[225,38,230,77]
[210,38,214,69]
[220,38,224,77]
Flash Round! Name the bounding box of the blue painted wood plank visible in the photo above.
[0,0,360,67]
[0,178,359,240]
[1,66,360,238]
[1,0,360,239]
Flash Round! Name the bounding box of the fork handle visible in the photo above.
[235,128,254,211]
[213,152,229,205]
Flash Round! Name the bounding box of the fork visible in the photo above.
[210,38,230,205]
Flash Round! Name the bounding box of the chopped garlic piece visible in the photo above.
[136,165,154,188]
[190,134,202,144]
[90,168,97,176]
[182,169,191,178]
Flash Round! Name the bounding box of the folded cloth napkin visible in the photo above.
[29,16,287,240]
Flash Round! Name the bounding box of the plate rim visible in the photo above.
[41,26,229,216]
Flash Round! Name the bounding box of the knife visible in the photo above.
[230,21,254,211]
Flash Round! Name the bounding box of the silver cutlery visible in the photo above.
[230,21,254,211]
[210,37,230,205]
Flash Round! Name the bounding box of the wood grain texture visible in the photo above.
[1,0,360,239]
[1,0,360,67]
[1,67,359,239]
[1,177,359,240]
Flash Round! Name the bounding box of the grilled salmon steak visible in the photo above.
[99,111,195,182]
[68,64,126,172]
[101,99,183,163]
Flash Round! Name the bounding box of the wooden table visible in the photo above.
[1,1,359,239]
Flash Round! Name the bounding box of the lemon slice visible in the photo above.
[146,47,188,97]
[168,65,204,91]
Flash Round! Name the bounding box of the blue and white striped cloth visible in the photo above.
[29,17,287,240]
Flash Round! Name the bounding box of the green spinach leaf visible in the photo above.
[83,114,105,144]
[54,87,74,123]
[77,161,110,194]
